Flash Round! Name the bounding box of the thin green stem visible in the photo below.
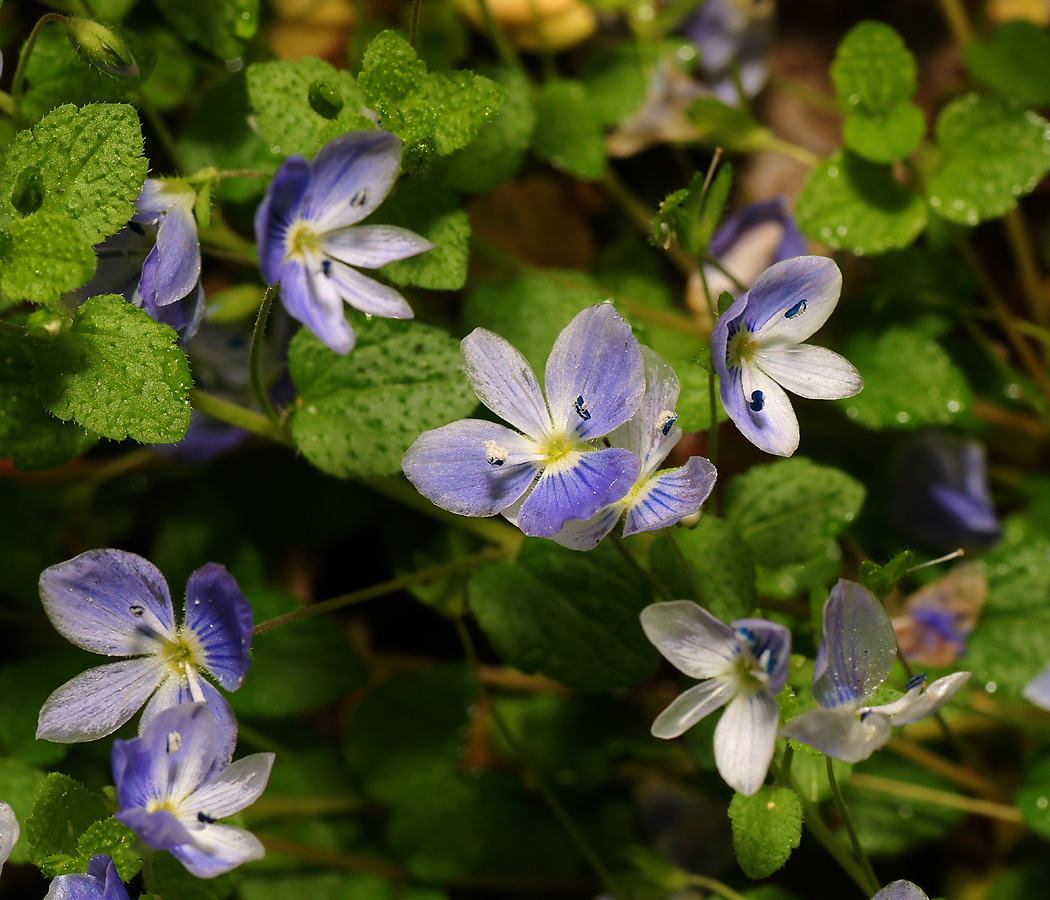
[686,875,749,900]
[0,91,16,117]
[704,255,747,295]
[665,530,705,607]
[250,285,280,424]
[190,389,293,445]
[410,0,423,47]
[847,774,1021,823]
[0,321,25,336]
[131,90,186,174]
[776,743,794,786]
[602,169,696,277]
[214,169,273,182]
[610,533,673,602]
[1003,207,1048,329]
[476,0,521,67]
[253,549,504,635]
[935,0,976,46]
[767,137,820,168]
[795,790,872,897]
[826,756,881,897]
[11,14,68,119]
[708,370,720,478]
[527,0,558,81]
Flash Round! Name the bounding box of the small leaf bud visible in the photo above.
[65,18,140,78]
[25,309,67,342]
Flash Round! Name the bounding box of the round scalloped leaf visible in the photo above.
[831,20,918,114]
[843,102,925,164]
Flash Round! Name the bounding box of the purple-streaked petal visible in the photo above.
[543,303,645,441]
[549,503,622,551]
[402,419,542,518]
[114,807,192,852]
[755,344,863,400]
[622,457,718,537]
[0,801,19,878]
[872,881,930,900]
[300,131,403,232]
[778,707,892,762]
[153,703,222,803]
[134,179,175,219]
[140,677,239,769]
[139,195,200,308]
[461,329,552,440]
[813,580,898,710]
[1024,662,1050,710]
[651,677,737,739]
[184,564,253,690]
[45,855,132,900]
[517,447,640,538]
[639,600,738,679]
[37,658,166,743]
[868,671,971,726]
[711,293,749,382]
[720,363,800,457]
[142,280,206,343]
[733,618,792,694]
[278,258,355,356]
[320,225,433,269]
[747,256,842,344]
[255,156,311,284]
[609,346,681,476]
[713,689,778,796]
[184,753,275,820]
[170,823,266,879]
[39,549,176,655]
[319,258,414,319]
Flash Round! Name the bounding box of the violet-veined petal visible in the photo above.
[402,419,542,518]
[278,257,356,356]
[621,456,717,538]
[778,707,892,762]
[1024,662,1050,710]
[543,303,645,441]
[37,657,166,743]
[183,753,275,820]
[39,549,176,655]
[871,671,971,726]
[639,600,738,679]
[754,344,863,400]
[608,347,682,476]
[713,689,779,796]
[300,131,403,231]
[45,855,132,900]
[461,329,552,440]
[170,823,266,879]
[0,801,19,879]
[733,618,792,694]
[184,563,253,691]
[517,447,640,538]
[320,225,433,269]
[254,156,311,284]
[549,504,623,551]
[139,195,200,308]
[813,580,898,710]
[711,293,750,382]
[139,678,238,770]
[142,280,205,343]
[114,807,192,852]
[748,256,842,344]
[721,363,800,457]
[651,677,738,739]
[872,881,930,900]
[319,259,414,320]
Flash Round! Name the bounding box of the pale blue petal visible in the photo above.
[184,753,275,820]
[170,823,266,879]
[139,197,200,308]
[320,258,414,320]
[608,346,681,476]
[320,225,433,269]
[254,156,310,284]
[0,801,19,877]
[155,703,222,803]
[651,677,737,739]
[45,856,132,900]
[639,600,738,679]
[778,707,892,762]
[1024,662,1050,710]
[868,671,971,726]
[278,258,356,355]
[713,689,779,796]
[747,256,842,344]
[719,362,800,457]
[621,457,717,537]
[872,881,930,900]
[813,580,898,710]
[139,677,239,769]
[549,504,622,551]
[755,345,863,400]
[543,303,645,441]
[711,293,750,386]
[402,419,542,518]
[517,447,640,538]
[114,807,192,852]
[184,564,253,690]
[39,549,176,655]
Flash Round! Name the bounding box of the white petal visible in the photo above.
[651,677,737,739]
[736,363,800,457]
[184,753,276,820]
[870,671,972,727]
[755,344,863,400]
[872,881,930,900]
[320,225,433,269]
[171,823,265,878]
[779,707,892,763]
[713,689,779,795]
[0,801,19,877]
[607,346,681,473]
[639,601,739,679]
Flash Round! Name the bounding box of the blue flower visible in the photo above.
[892,563,986,668]
[711,256,863,457]
[36,549,252,764]
[680,0,773,105]
[402,303,645,539]
[779,580,971,762]
[0,801,17,880]
[45,855,130,900]
[872,882,929,900]
[113,703,274,879]
[552,347,717,550]
[640,601,791,795]
[255,131,433,355]
[892,433,1002,552]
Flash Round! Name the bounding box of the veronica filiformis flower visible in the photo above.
[552,347,717,550]
[255,130,433,355]
[45,855,130,900]
[872,882,930,900]
[36,549,252,764]
[113,703,274,878]
[402,303,645,538]
[711,256,863,456]
[0,801,17,880]
[779,580,971,763]
[640,601,791,795]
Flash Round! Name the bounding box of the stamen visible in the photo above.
[736,626,757,646]
[350,189,369,208]
[197,811,217,824]
[749,390,765,412]
[166,731,182,753]
[905,673,928,691]
[785,299,807,319]
[483,440,509,467]
[574,396,591,420]
[657,410,677,436]
[129,605,145,617]
[758,647,773,673]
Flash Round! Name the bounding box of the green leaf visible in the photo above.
[687,97,774,152]
[728,786,802,879]
[156,0,258,58]
[649,517,756,622]
[795,150,927,255]
[0,212,96,304]
[927,94,1050,225]
[441,66,536,194]
[858,550,915,600]
[372,180,470,290]
[241,874,443,900]
[1018,782,1050,839]
[531,79,607,181]
[287,314,476,478]
[842,103,925,164]
[31,294,192,444]
[0,759,47,864]
[0,103,147,241]
[966,21,1050,108]
[467,540,660,692]
[789,753,852,803]
[40,817,143,880]
[246,57,367,157]
[831,21,918,114]
[578,43,647,127]
[726,458,865,568]
[0,329,97,471]
[140,28,197,112]
[25,773,108,867]
[837,327,973,429]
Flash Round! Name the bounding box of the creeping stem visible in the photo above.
[10,14,68,113]
[826,755,882,897]
[251,284,281,425]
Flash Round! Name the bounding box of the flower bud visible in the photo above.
[65,18,139,78]
[25,309,66,342]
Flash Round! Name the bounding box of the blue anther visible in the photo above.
[660,412,677,435]
[322,259,332,277]
[749,390,765,412]
[785,298,807,319]
[350,190,369,208]
[736,626,757,646]
[905,673,928,691]
[574,395,591,420]
[197,812,217,824]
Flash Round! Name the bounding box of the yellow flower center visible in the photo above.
[285,221,319,261]
[727,328,757,368]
